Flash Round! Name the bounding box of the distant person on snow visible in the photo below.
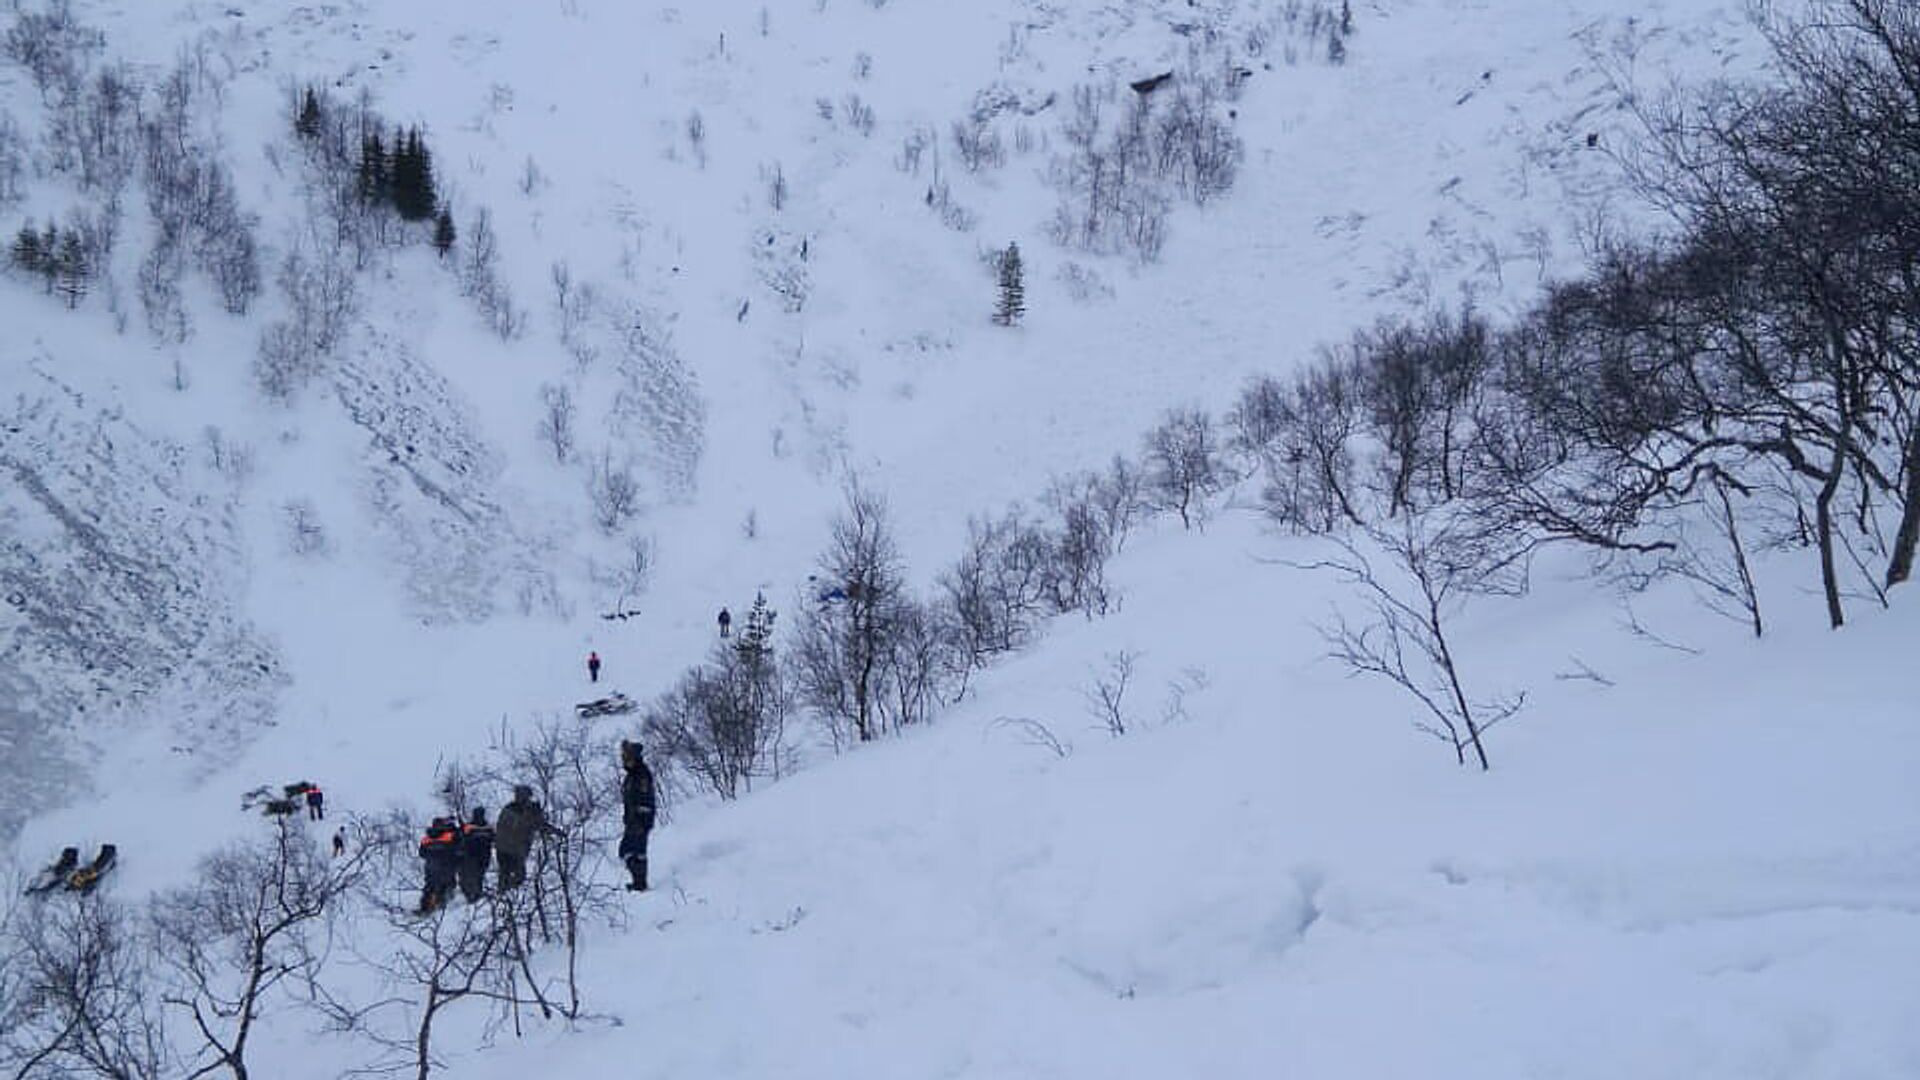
[587,650,602,683]
[718,607,732,638]
[458,807,495,903]
[494,784,561,891]
[618,739,657,892]
[305,785,325,821]
[416,817,462,915]
[331,827,346,858]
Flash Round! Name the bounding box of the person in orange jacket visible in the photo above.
[416,817,461,915]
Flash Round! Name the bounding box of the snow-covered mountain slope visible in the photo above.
[5,0,1915,1075]
[446,522,1920,1080]
[0,0,1758,823]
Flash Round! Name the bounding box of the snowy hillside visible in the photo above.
[3,0,1917,1076]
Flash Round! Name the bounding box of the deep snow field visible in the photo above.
[3,0,1917,1075]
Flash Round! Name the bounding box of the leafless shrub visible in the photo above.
[951,116,1005,172]
[588,450,641,534]
[1292,514,1528,769]
[1082,649,1140,736]
[0,892,168,1080]
[150,815,371,1080]
[842,94,876,136]
[644,596,791,799]
[536,383,576,464]
[1141,406,1226,530]
[989,715,1070,758]
[791,479,959,746]
[941,507,1056,664]
[282,498,329,557]
[764,161,787,210]
[685,110,706,167]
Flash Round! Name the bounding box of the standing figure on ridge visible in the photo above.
[618,740,656,892]
[718,607,732,638]
[587,650,602,683]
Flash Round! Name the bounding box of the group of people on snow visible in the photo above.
[414,743,653,913]
[407,602,756,913]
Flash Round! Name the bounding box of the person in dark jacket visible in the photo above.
[305,785,325,821]
[331,827,346,858]
[587,650,602,683]
[457,807,495,903]
[618,740,657,892]
[717,607,732,638]
[494,784,561,891]
[416,818,461,915]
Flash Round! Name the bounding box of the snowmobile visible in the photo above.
[65,845,118,894]
[575,692,636,719]
[23,846,79,896]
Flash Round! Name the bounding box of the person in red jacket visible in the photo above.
[587,650,602,683]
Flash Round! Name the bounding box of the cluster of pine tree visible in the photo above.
[10,220,92,307]
[357,126,438,221]
[294,87,457,255]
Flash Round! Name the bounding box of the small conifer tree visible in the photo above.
[993,241,1026,326]
[295,87,322,139]
[11,222,44,275]
[391,126,438,221]
[431,206,457,257]
[357,130,388,206]
[54,229,88,308]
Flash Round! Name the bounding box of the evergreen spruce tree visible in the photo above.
[730,592,783,769]
[993,241,1026,326]
[54,229,87,308]
[38,223,59,293]
[357,130,389,206]
[736,593,778,665]
[431,206,456,258]
[295,87,322,140]
[11,222,44,275]
[391,126,438,221]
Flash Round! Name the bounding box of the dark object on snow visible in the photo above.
[1586,131,1599,148]
[619,740,656,892]
[576,692,636,719]
[495,785,561,891]
[417,818,461,915]
[66,845,117,894]
[457,808,495,903]
[305,785,326,820]
[331,828,346,858]
[24,847,80,896]
[261,798,299,817]
[718,607,732,638]
[587,650,602,683]
[600,608,643,621]
[283,780,315,798]
[1129,71,1174,95]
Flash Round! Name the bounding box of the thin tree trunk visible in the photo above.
[1717,479,1764,637]
[1884,419,1920,587]
[1816,440,1846,629]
